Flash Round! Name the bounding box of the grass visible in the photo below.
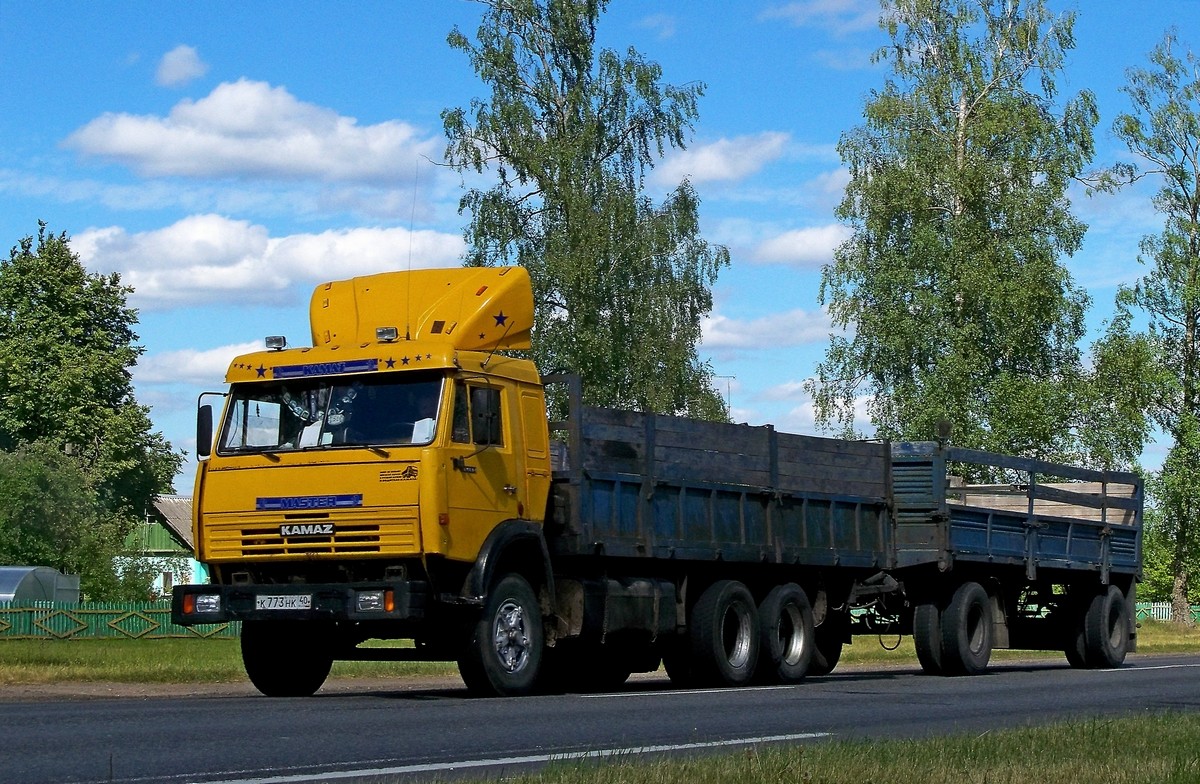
[0,638,456,685]
[0,619,1195,686]
[497,713,1200,784]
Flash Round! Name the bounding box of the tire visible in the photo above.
[1060,597,1089,669]
[756,584,814,684]
[939,581,992,676]
[458,574,544,697]
[1082,585,1130,669]
[661,637,696,688]
[808,609,848,676]
[241,620,334,697]
[1064,619,1089,668]
[912,601,943,675]
[689,580,760,687]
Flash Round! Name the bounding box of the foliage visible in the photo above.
[0,442,105,575]
[0,224,182,599]
[442,0,728,419]
[1096,31,1200,622]
[807,0,1113,472]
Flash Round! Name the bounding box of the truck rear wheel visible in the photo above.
[458,573,544,697]
[1082,585,1130,668]
[756,583,813,684]
[808,609,848,676]
[912,601,943,675]
[241,620,334,697]
[690,580,760,687]
[940,581,992,676]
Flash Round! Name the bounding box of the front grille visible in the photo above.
[203,509,420,559]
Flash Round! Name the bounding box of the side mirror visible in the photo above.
[197,404,214,458]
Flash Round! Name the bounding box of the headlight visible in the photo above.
[357,590,385,612]
[185,593,222,614]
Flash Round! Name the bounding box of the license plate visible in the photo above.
[255,595,312,611]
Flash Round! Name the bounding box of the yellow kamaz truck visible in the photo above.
[173,266,1144,697]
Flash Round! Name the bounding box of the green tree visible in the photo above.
[0,223,181,599]
[1097,31,1200,623]
[808,0,1105,469]
[442,0,729,419]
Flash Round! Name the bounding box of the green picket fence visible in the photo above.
[0,600,239,640]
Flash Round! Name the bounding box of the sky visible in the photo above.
[1,0,1198,493]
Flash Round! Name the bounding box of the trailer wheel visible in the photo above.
[912,602,943,675]
[808,608,849,676]
[690,580,760,686]
[1082,585,1130,669]
[458,573,544,697]
[756,583,814,684]
[241,620,334,697]
[1060,597,1089,668]
[940,581,992,676]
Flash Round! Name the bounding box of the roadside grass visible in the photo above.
[492,713,1200,784]
[0,619,1195,685]
[0,638,456,685]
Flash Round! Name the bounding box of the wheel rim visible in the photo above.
[492,599,531,674]
[721,603,753,669]
[778,604,808,667]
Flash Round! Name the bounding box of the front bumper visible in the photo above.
[171,580,429,625]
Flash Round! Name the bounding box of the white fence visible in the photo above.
[1136,601,1200,623]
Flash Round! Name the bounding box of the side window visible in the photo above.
[451,382,504,446]
[452,382,471,444]
[471,386,503,446]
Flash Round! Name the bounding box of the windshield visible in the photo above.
[218,372,444,453]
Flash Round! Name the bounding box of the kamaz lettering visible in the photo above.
[274,359,378,379]
[280,523,335,537]
[256,494,363,511]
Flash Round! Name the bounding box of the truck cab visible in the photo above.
[174,266,553,696]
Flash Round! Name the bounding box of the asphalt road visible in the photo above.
[3,654,1200,784]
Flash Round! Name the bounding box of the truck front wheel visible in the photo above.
[458,573,544,697]
[241,620,334,697]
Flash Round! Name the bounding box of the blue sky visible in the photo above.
[1,0,1197,491]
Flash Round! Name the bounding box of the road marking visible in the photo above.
[581,684,797,698]
[194,732,832,784]
[1107,663,1200,673]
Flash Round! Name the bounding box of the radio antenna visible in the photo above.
[404,159,420,341]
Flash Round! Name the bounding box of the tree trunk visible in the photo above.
[1171,561,1194,627]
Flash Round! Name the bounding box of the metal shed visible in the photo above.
[0,566,80,603]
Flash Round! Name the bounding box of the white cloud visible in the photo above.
[636,13,677,39]
[156,45,208,87]
[759,0,881,35]
[758,380,875,437]
[136,341,263,385]
[752,223,850,266]
[64,79,441,185]
[75,215,465,310]
[654,132,790,186]
[701,308,833,350]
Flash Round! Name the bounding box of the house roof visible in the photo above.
[152,495,194,549]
